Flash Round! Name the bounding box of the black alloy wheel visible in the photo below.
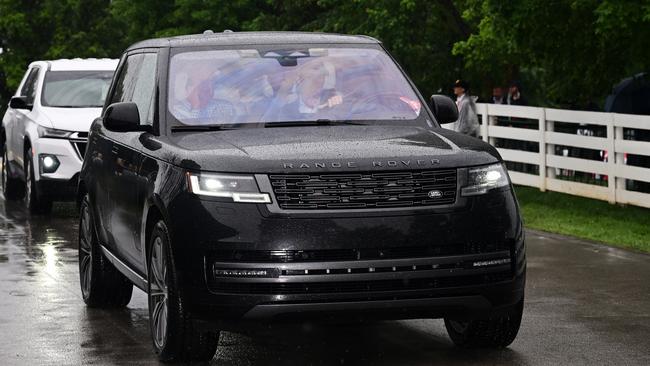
[78,194,133,307]
[147,220,219,363]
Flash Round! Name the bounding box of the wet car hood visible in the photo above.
[40,106,102,132]
[153,125,501,173]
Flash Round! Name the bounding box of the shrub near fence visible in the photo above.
[475,103,650,209]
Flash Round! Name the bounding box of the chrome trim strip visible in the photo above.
[100,245,148,291]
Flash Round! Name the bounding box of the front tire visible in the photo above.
[147,220,219,363]
[79,194,133,307]
[24,151,52,214]
[1,144,24,200]
[444,297,524,348]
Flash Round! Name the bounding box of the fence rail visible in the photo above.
[474,103,650,209]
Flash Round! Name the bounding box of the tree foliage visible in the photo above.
[454,0,650,107]
[1,0,649,112]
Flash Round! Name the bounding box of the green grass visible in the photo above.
[514,186,650,253]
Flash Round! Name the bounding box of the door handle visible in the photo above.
[111,147,119,155]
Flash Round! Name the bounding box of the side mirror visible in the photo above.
[429,95,458,124]
[103,102,151,132]
[9,96,31,110]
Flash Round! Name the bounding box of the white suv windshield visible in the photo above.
[168,47,423,126]
[42,71,113,108]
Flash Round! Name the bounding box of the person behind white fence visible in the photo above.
[452,79,480,138]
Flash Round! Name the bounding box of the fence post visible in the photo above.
[480,104,489,143]
[546,117,555,182]
[606,114,616,204]
[488,114,498,147]
[538,108,547,191]
[614,121,626,197]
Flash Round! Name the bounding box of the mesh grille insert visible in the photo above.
[269,169,457,210]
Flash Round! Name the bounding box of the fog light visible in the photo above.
[213,267,279,278]
[39,154,60,173]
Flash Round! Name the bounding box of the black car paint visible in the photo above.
[79,32,525,325]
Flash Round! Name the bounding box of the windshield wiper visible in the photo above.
[50,105,101,108]
[171,125,236,132]
[264,119,364,128]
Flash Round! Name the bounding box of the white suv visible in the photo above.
[1,58,117,213]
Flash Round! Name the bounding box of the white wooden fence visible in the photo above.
[474,103,650,209]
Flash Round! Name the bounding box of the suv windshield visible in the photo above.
[168,47,423,126]
[41,71,113,108]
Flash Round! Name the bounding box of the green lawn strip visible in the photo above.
[514,186,650,253]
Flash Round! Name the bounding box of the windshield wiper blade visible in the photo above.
[171,125,235,132]
[264,119,364,128]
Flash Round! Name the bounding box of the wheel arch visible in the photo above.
[142,195,172,272]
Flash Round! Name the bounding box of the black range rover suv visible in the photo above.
[77,31,526,362]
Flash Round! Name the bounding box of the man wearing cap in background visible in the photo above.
[452,79,480,138]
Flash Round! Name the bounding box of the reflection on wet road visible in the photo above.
[0,196,649,365]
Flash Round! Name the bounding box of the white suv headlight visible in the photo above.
[187,173,271,203]
[461,163,510,196]
[37,125,73,138]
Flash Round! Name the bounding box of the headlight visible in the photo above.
[37,125,73,138]
[461,163,510,196]
[187,173,271,203]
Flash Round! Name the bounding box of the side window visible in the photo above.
[131,54,157,125]
[110,54,143,105]
[20,68,40,105]
[109,53,157,125]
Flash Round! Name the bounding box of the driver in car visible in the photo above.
[263,59,343,121]
[172,65,236,124]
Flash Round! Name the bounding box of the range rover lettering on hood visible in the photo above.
[282,159,441,169]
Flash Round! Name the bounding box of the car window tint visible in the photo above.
[130,54,157,125]
[110,54,143,105]
[109,53,157,125]
[41,71,113,108]
[168,47,422,126]
[21,68,40,105]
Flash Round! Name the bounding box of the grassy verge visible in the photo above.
[514,186,650,253]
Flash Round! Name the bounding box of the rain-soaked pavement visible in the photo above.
[0,196,649,365]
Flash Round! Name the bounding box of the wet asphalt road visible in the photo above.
[0,197,649,365]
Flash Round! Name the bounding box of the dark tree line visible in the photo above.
[1,0,649,113]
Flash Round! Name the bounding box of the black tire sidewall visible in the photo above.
[147,220,218,362]
[148,220,177,357]
[2,144,24,200]
[24,152,52,213]
[79,195,98,302]
[78,194,133,307]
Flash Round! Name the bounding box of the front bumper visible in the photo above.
[168,188,525,325]
[33,136,85,182]
[36,174,79,201]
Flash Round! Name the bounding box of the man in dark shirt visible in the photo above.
[507,81,527,106]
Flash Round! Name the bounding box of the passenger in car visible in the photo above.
[172,64,236,124]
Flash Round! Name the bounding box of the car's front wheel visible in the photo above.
[1,144,24,200]
[147,220,219,363]
[444,296,524,348]
[24,150,52,214]
[79,194,133,307]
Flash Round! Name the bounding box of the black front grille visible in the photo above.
[212,242,511,263]
[269,169,457,210]
[210,272,512,295]
[72,141,87,160]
